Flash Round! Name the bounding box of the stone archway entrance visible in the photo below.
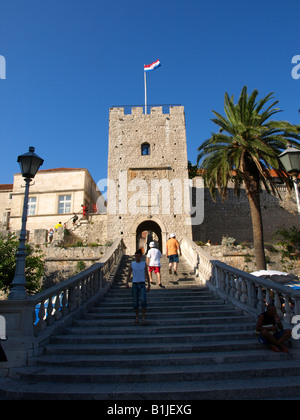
[136,220,162,253]
[128,216,167,255]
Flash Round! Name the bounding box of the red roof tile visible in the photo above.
[0,184,13,191]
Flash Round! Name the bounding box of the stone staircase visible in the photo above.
[1,255,300,400]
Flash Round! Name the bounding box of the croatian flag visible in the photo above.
[144,59,161,72]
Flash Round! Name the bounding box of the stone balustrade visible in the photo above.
[181,236,300,337]
[0,238,125,376]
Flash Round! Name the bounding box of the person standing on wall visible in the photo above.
[166,233,181,276]
[81,204,88,220]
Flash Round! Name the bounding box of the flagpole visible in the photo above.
[144,69,147,115]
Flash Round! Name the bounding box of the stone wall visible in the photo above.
[28,223,109,289]
[192,180,299,245]
[202,243,300,277]
[42,244,108,288]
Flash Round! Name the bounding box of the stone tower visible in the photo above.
[106,105,193,254]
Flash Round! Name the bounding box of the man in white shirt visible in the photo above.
[146,241,163,287]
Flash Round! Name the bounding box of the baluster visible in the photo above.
[55,292,63,320]
[100,267,103,289]
[83,277,88,300]
[247,282,257,309]
[213,266,219,288]
[284,294,293,324]
[46,297,55,326]
[274,292,284,319]
[219,269,225,292]
[265,288,272,306]
[210,265,215,286]
[240,279,248,304]
[61,289,69,315]
[257,286,266,313]
[93,270,98,292]
[88,275,93,298]
[230,274,236,298]
[293,295,300,317]
[84,278,89,302]
[224,271,230,295]
[36,300,46,331]
[235,277,241,301]
[68,285,76,312]
[76,281,82,306]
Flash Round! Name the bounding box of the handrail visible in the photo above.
[30,238,125,335]
[181,236,300,326]
[0,238,126,373]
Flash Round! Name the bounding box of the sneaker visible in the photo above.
[174,271,178,276]
[169,268,172,274]
[270,345,281,352]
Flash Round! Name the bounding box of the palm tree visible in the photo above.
[197,86,300,270]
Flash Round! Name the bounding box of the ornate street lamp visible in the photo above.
[279,144,300,216]
[8,147,44,300]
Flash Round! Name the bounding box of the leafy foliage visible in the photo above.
[188,161,198,179]
[274,226,300,259]
[0,232,44,294]
[197,86,300,200]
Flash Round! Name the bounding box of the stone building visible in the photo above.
[0,168,101,241]
[0,184,13,230]
[106,105,194,254]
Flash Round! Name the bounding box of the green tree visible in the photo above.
[188,161,198,179]
[274,226,300,259]
[0,232,44,295]
[197,86,300,270]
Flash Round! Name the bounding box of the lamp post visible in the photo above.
[8,147,44,300]
[278,144,300,216]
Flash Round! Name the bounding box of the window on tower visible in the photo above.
[141,143,150,155]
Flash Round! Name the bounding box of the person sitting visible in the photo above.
[256,305,291,353]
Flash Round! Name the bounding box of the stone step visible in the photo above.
[96,298,226,307]
[83,308,244,320]
[49,330,255,346]
[31,348,292,368]
[64,321,254,335]
[15,358,300,385]
[43,338,261,356]
[88,304,230,314]
[73,314,254,328]
[105,288,209,296]
[2,374,300,400]
[97,297,225,306]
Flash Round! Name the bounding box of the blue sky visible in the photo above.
[1,0,300,185]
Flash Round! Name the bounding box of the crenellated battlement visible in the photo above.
[109,104,183,117]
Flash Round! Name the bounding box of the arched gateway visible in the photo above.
[133,217,166,254]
